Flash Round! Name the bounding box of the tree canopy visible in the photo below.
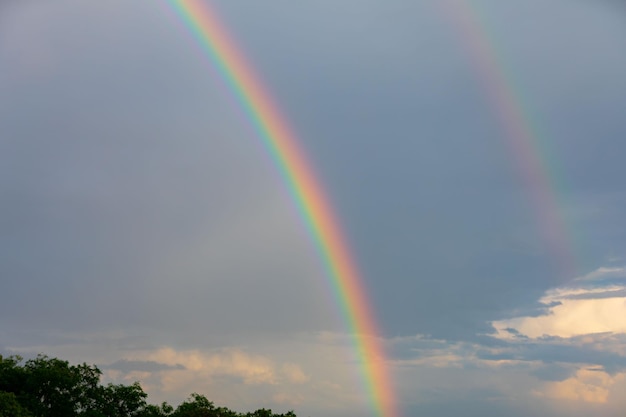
[0,355,298,417]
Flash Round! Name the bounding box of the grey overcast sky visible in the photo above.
[2,1,626,416]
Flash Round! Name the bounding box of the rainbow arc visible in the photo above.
[166,1,398,416]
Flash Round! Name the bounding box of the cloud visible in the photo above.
[535,369,626,403]
[493,268,626,338]
[104,359,185,372]
[574,266,626,282]
[530,364,575,382]
[281,363,309,384]
[562,289,626,300]
[271,392,305,406]
[496,297,626,338]
[97,347,296,413]
[136,347,279,385]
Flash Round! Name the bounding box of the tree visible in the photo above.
[139,402,174,417]
[244,410,297,417]
[0,391,32,417]
[98,382,147,417]
[172,393,220,417]
[21,355,102,417]
[0,355,299,417]
[0,354,148,417]
[0,356,27,404]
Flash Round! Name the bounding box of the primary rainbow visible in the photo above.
[165,1,398,416]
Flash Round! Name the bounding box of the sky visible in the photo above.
[1,0,626,416]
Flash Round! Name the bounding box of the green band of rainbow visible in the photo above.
[165,1,399,416]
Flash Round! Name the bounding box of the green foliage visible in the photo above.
[21,355,102,417]
[0,356,27,405]
[242,410,296,417]
[0,391,32,417]
[0,355,299,417]
[99,382,147,417]
[140,402,174,417]
[171,393,215,417]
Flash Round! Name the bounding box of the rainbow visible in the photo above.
[165,1,399,416]
[440,1,578,281]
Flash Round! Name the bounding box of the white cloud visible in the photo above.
[495,297,626,338]
[493,267,626,339]
[138,347,279,385]
[573,266,626,282]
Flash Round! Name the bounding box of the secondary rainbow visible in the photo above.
[441,1,578,281]
[165,1,399,416]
